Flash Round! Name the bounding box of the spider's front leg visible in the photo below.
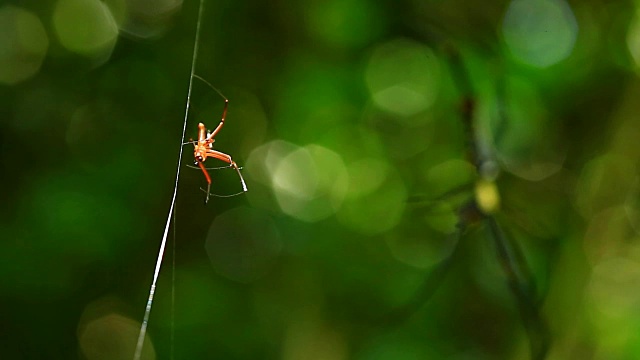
[206,98,229,140]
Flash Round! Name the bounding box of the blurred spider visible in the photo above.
[384,48,550,360]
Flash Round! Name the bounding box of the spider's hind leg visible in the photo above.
[204,182,211,204]
[207,149,248,192]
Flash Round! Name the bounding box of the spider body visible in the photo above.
[189,95,247,203]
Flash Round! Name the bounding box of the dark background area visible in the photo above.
[2,0,640,359]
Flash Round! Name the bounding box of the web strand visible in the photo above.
[170,195,176,360]
[133,0,204,358]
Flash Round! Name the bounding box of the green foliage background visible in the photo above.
[2,0,640,359]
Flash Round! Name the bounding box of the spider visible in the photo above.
[184,76,247,203]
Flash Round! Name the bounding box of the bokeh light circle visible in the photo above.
[274,148,319,201]
[586,256,640,351]
[0,5,49,85]
[53,0,118,60]
[273,144,349,222]
[105,0,183,39]
[502,0,578,67]
[243,140,301,213]
[627,10,640,71]
[344,158,389,199]
[625,177,640,235]
[583,207,633,266]
[575,154,636,218]
[77,297,155,360]
[246,140,300,188]
[365,38,440,117]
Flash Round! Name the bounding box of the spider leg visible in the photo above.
[205,149,247,192]
[205,98,229,142]
[192,74,229,143]
[197,161,212,204]
[187,164,232,170]
[198,123,208,143]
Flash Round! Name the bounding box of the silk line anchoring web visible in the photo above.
[133,0,205,359]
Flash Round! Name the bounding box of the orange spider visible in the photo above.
[187,90,247,203]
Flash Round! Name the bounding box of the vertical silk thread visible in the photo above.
[133,0,205,358]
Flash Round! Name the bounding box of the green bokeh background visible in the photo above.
[3,0,640,359]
